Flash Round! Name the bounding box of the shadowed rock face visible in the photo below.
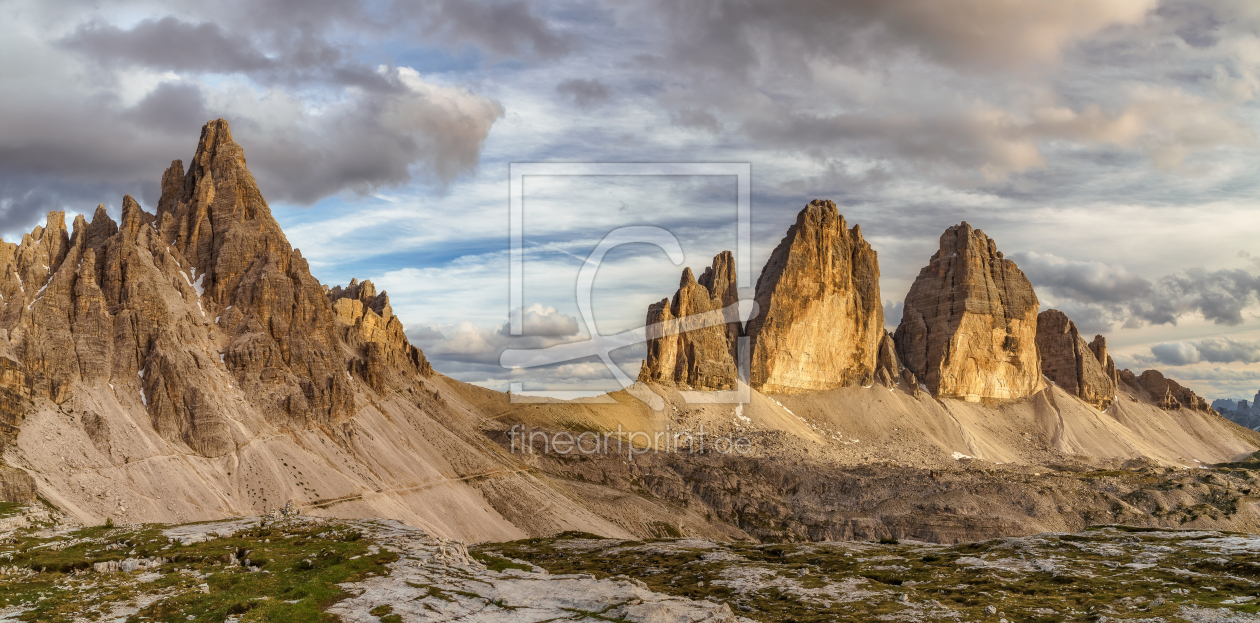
[1036,309,1115,410]
[1136,369,1214,413]
[0,119,431,458]
[746,200,883,393]
[894,222,1041,402]
[639,251,740,390]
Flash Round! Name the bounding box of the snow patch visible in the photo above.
[952,451,974,460]
[140,387,148,406]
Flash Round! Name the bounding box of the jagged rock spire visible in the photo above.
[0,119,433,459]
[639,251,740,389]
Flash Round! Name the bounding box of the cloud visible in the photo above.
[60,17,275,74]
[883,300,903,329]
[408,304,584,366]
[122,82,211,134]
[1150,341,1204,366]
[638,0,1157,77]
[498,303,581,337]
[1013,252,1260,331]
[1013,251,1153,304]
[556,79,610,109]
[235,66,505,203]
[420,0,574,59]
[1150,337,1260,366]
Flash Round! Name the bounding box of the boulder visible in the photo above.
[894,222,1041,402]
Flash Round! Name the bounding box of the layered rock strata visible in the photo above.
[639,252,740,389]
[746,200,883,393]
[894,223,1042,401]
[1035,310,1116,410]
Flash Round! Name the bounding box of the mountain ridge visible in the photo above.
[0,119,1253,545]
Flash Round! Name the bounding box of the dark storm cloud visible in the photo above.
[60,17,275,73]
[556,78,610,109]
[123,82,211,134]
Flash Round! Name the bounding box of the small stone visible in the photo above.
[985,605,997,615]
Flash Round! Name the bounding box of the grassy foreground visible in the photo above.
[0,514,397,622]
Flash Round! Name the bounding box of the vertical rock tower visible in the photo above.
[894,222,1041,401]
[1035,309,1116,410]
[638,200,885,395]
[746,200,883,393]
[639,251,741,389]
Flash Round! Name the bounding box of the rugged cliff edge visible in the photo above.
[894,222,1042,402]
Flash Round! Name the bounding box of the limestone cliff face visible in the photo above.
[639,252,740,390]
[894,222,1041,401]
[0,119,431,459]
[1136,369,1214,413]
[746,200,883,393]
[1035,309,1116,410]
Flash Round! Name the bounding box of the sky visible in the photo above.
[2,0,1260,400]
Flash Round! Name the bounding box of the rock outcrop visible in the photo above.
[894,222,1042,401]
[329,278,432,392]
[639,252,740,389]
[1087,335,1119,385]
[0,119,432,459]
[746,200,883,393]
[1136,369,1214,413]
[1035,310,1116,410]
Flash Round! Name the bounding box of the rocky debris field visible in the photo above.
[1,495,1259,623]
[477,526,1260,622]
[0,505,745,623]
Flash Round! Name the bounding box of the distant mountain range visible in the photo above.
[1213,392,1260,430]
